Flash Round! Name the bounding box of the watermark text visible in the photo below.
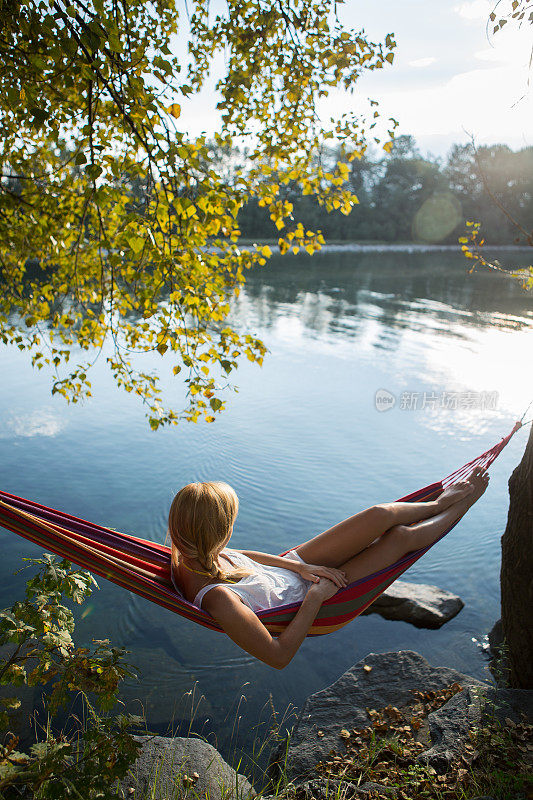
[375,389,499,412]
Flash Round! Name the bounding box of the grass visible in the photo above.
[119,685,298,800]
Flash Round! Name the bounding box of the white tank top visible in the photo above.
[171,548,313,612]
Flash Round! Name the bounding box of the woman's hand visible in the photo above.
[297,562,348,588]
[306,576,339,601]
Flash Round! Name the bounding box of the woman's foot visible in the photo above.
[437,480,474,510]
[463,466,490,505]
[391,467,490,553]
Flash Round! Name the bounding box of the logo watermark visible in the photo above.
[375,388,397,412]
[375,389,499,412]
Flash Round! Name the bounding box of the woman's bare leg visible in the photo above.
[295,477,476,569]
[324,469,489,583]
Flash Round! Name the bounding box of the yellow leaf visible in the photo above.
[167,103,181,118]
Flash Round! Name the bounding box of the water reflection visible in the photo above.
[0,408,66,439]
[229,251,533,432]
[235,251,533,346]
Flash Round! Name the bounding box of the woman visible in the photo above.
[168,467,488,669]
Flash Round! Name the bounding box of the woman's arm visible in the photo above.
[238,550,347,588]
[239,550,306,573]
[202,580,336,669]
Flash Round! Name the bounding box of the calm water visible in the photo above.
[1,248,532,775]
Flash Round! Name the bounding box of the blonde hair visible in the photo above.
[168,481,251,583]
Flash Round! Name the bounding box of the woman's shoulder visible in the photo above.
[201,583,250,614]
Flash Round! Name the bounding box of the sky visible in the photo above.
[173,0,533,159]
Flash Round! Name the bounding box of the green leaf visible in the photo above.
[128,236,145,254]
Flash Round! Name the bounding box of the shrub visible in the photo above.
[0,555,142,798]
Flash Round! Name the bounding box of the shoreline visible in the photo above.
[237,240,532,254]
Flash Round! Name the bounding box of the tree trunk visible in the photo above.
[500,423,533,688]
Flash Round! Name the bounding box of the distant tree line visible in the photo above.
[237,135,533,245]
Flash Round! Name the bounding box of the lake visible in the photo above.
[1,247,532,777]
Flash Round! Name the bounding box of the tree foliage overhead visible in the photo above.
[460,0,533,288]
[0,0,396,428]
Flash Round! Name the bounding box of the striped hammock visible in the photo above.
[0,423,521,636]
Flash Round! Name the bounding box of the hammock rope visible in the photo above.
[0,421,526,637]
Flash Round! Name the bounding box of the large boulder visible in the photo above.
[360,581,464,628]
[270,650,485,785]
[121,735,255,800]
[270,650,533,792]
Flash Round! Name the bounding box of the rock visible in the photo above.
[271,650,533,787]
[294,779,397,800]
[270,650,485,785]
[295,778,348,800]
[479,687,533,725]
[121,735,255,800]
[360,581,464,628]
[353,783,397,798]
[418,683,485,772]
